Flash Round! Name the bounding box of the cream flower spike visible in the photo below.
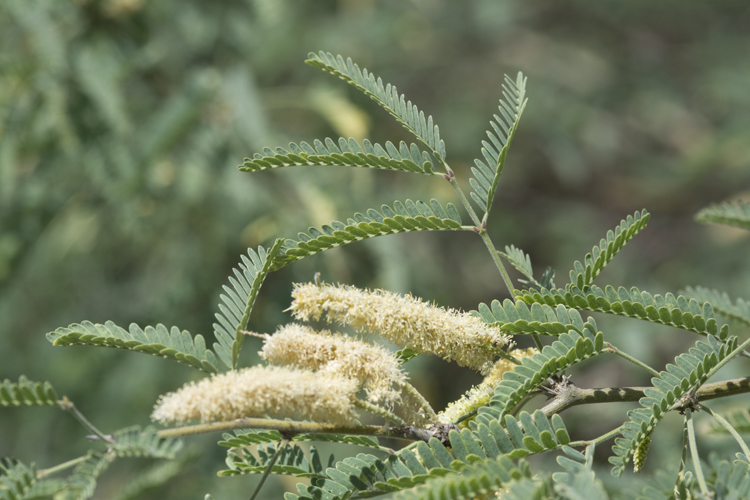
[259,323,405,405]
[436,347,538,425]
[289,282,512,374]
[151,365,358,425]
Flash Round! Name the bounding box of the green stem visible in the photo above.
[249,439,288,500]
[401,382,437,423]
[37,455,90,478]
[700,404,750,459]
[685,409,708,494]
[445,169,482,228]
[353,399,408,427]
[568,425,623,448]
[59,396,110,444]
[606,343,660,377]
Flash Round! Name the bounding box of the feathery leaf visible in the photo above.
[609,335,739,476]
[47,321,220,374]
[514,285,730,339]
[0,376,58,407]
[499,245,539,287]
[0,458,37,500]
[213,240,283,370]
[567,210,650,289]
[695,201,750,230]
[272,200,463,270]
[240,137,438,175]
[473,300,587,336]
[683,286,750,328]
[111,426,183,459]
[469,72,527,218]
[306,52,446,162]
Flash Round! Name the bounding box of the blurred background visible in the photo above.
[1,0,749,498]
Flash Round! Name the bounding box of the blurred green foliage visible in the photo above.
[1,0,749,497]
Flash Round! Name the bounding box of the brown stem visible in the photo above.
[157,417,433,442]
[541,376,750,417]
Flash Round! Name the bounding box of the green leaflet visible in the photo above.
[514,284,731,339]
[272,200,463,270]
[110,426,183,459]
[47,321,220,374]
[473,300,588,336]
[499,245,539,287]
[469,72,527,219]
[695,201,750,230]
[0,458,37,500]
[475,327,604,424]
[0,376,57,407]
[213,240,283,370]
[683,286,750,327]
[567,209,650,289]
[306,52,446,161]
[609,335,739,476]
[54,451,109,500]
[240,137,438,175]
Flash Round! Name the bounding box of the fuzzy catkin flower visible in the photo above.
[259,323,405,404]
[290,283,511,374]
[151,366,358,425]
[437,348,539,425]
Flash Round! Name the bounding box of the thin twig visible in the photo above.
[248,439,288,500]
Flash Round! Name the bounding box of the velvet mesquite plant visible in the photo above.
[4,52,750,500]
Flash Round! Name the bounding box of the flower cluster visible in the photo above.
[151,365,358,425]
[289,282,511,374]
[259,323,405,404]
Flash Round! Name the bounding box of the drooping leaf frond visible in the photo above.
[567,209,650,289]
[47,321,220,374]
[111,426,183,459]
[213,240,283,370]
[272,200,463,270]
[476,327,603,425]
[240,138,438,175]
[473,300,587,336]
[683,286,750,328]
[499,245,539,287]
[695,201,750,230]
[0,376,58,407]
[475,326,604,425]
[609,334,739,476]
[54,451,109,500]
[0,458,37,500]
[306,52,446,161]
[469,73,527,218]
[514,285,730,339]
[497,477,551,500]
